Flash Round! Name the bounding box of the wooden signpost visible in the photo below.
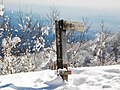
[55,19,84,81]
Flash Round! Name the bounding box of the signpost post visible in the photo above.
[55,19,84,81]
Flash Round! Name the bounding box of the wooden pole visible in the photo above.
[55,20,63,70]
[55,20,68,81]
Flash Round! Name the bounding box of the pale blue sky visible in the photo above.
[3,0,120,10]
[2,0,120,32]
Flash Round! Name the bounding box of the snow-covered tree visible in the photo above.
[47,6,60,34]
[0,0,4,16]
[17,10,50,71]
[67,17,92,67]
[44,6,60,69]
[0,5,51,74]
[1,36,21,74]
[90,21,110,65]
[110,32,120,62]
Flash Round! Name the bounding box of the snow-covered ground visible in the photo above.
[0,65,120,90]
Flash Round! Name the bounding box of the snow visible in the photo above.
[45,76,63,86]
[2,38,7,48]
[12,37,21,44]
[0,4,4,16]
[0,65,120,90]
[26,16,30,21]
[14,29,18,32]
[0,28,4,31]
[41,26,49,35]
[11,36,21,47]
[18,24,23,29]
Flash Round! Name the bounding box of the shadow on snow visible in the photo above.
[0,83,61,90]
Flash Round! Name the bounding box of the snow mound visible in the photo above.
[45,75,63,86]
[0,65,120,90]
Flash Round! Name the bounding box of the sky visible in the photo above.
[3,0,120,10]
[2,0,120,32]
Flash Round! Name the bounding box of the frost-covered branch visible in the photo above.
[67,17,92,67]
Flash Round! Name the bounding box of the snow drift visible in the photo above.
[0,65,120,90]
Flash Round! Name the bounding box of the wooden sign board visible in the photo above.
[63,21,84,32]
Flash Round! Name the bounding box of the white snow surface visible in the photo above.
[0,65,120,90]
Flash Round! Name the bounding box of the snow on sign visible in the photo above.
[63,20,84,32]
